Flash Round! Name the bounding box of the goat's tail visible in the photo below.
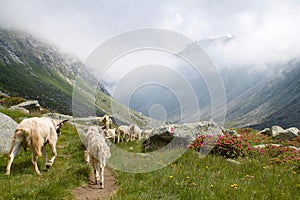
[23,127,42,156]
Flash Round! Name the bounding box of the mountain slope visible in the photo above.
[0,28,157,128]
[226,62,300,129]
[0,28,108,114]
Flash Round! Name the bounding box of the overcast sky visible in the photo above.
[1,0,300,69]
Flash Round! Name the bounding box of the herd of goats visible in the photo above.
[4,114,151,189]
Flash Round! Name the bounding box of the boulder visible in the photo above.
[0,112,18,153]
[9,100,41,114]
[8,106,30,115]
[223,128,240,137]
[286,127,299,137]
[142,121,223,152]
[272,126,298,140]
[253,144,281,149]
[271,126,285,137]
[257,128,272,136]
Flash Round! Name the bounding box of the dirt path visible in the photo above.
[73,167,117,200]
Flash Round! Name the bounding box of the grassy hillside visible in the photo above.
[0,62,73,113]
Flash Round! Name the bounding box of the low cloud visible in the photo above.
[0,0,299,70]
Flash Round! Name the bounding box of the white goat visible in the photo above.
[86,126,110,189]
[129,124,142,142]
[6,117,67,176]
[115,125,130,143]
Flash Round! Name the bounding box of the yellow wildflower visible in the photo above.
[230,184,238,189]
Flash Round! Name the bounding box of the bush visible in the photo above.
[189,130,300,167]
[188,134,252,159]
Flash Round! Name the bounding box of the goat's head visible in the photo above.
[54,119,69,136]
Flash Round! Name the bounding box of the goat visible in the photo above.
[99,114,112,130]
[129,124,142,142]
[86,126,110,189]
[5,117,68,176]
[115,125,130,143]
[103,128,116,142]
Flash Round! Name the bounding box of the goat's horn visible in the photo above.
[60,119,69,123]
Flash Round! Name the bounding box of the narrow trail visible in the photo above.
[73,167,117,200]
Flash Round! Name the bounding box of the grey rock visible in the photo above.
[253,144,281,149]
[15,100,41,113]
[271,126,285,137]
[223,128,240,137]
[0,112,18,153]
[8,106,29,115]
[226,159,241,165]
[143,121,223,152]
[0,91,9,97]
[258,128,272,136]
[272,126,298,141]
[286,127,299,137]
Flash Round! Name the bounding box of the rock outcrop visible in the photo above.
[142,121,223,152]
[0,112,18,153]
[258,126,299,140]
[9,100,41,114]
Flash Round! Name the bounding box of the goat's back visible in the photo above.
[87,127,111,161]
[14,117,57,156]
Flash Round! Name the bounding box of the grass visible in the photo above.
[112,140,300,200]
[0,122,90,200]
[0,108,299,199]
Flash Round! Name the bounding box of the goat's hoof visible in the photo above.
[46,163,51,169]
[5,172,10,176]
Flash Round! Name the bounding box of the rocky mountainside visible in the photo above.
[0,28,109,114]
[126,35,300,129]
[0,27,157,128]
[226,61,300,129]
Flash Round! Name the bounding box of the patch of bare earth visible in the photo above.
[73,167,117,200]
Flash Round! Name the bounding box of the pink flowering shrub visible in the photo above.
[259,145,300,167]
[188,133,252,158]
[189,129,300,167]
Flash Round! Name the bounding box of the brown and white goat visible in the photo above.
[86,126,111,189]
[99,114,112,130]
[115,125,130,143]
[5,117,68,176]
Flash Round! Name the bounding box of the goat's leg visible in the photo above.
[32,152,41,176]
[46,142,57,168]
[100,164,104,189]
[94,161,100,185]
[5,142,22,175]
[117,131,120,144]
[84,150,90,163]
[41,145,48,169]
